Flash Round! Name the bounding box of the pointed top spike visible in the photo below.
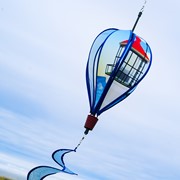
[132,0,147,32]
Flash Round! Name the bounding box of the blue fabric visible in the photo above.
[27,149,77,180]
[86,28,118,109]
[93,32,135,115]
[95,76,106,105]
[86,29,152,116]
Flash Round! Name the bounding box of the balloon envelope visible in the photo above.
[86,28,152,116]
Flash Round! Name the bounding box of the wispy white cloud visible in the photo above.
[0,0,180,180]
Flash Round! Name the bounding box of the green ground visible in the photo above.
[0,176,12,180]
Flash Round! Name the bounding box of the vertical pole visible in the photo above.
[132,0,147,32]
[132,11,143,32]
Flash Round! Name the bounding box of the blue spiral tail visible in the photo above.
[27,149,77,180]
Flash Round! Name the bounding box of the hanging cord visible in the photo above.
[140,0,147,13]
[132,0,147,32]
[74,134,87,151]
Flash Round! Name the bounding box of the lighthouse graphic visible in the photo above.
[95,35,150,109]
[105,36,150,88]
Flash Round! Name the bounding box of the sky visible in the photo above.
[0,0,180,180]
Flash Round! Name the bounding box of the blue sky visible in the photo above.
[0,0,180,179]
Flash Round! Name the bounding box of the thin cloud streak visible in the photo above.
[0,0,180,180]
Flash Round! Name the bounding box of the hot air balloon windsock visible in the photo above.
[27,1,152,179]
